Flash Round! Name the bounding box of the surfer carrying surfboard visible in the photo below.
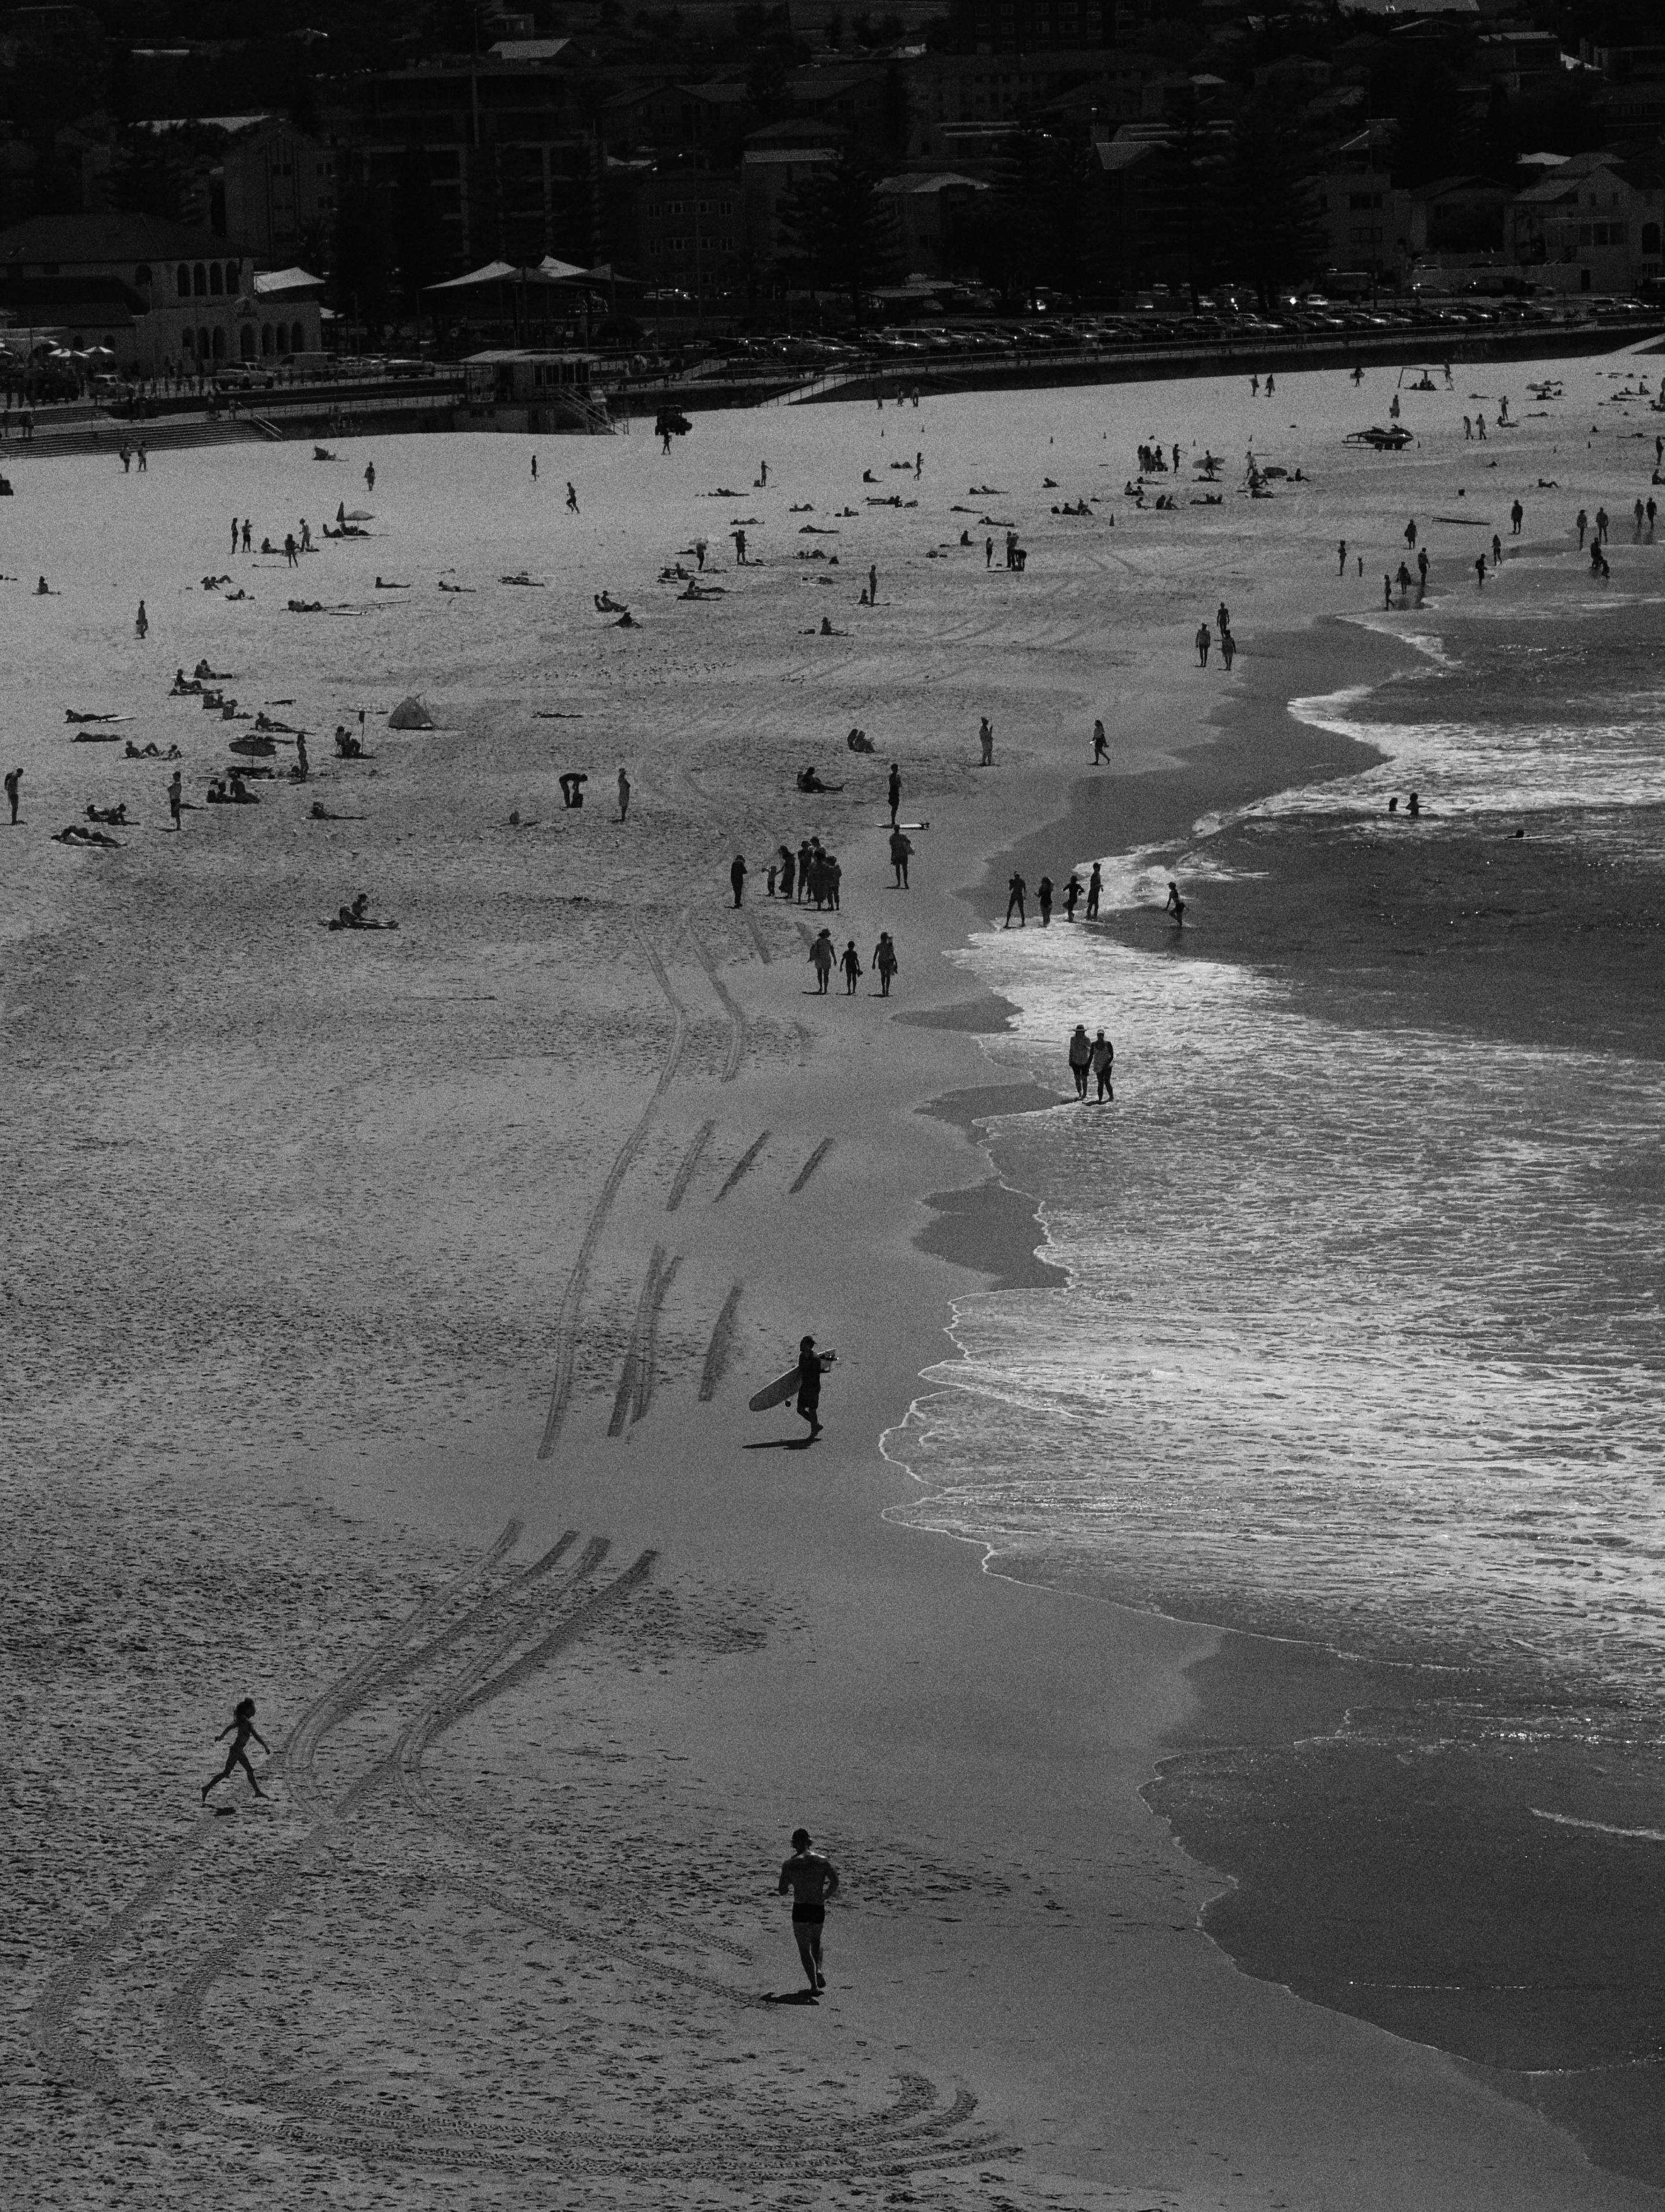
[796,1335,833,1438]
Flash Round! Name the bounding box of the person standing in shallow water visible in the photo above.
[1090,1028,1114,1102]
[887,761,901,824]
[779,1828,839,1993]
[203,1697,269,1801]
[1068,1023,1091,1100]
[1004,871,1026,928]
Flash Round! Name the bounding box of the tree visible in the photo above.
[778,142,898,318]
[332,165,392,345]
[393,145,446,321]
[1209,96,1321,307]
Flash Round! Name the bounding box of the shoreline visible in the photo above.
[10,369,1664,2211]
[903,560,1665,2193]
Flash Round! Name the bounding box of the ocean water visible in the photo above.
[884,592,1665,1753]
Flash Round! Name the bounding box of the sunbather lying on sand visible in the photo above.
[499,573,544,587]
[679,581,726,599]
[437,581,475,593]
[65,708,121,724]
[325,892,397,931]
[287,599,324,613]
[125,741,181,760]
[54,823,121,846]
[375,577,410,589]
[595,591,629,613]
[86,803,128,825]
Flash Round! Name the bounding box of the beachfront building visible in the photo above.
[0,213,261,375]
[221,120,338,263]
[874,172,989,281]
[1504,149,1665,295]
[320,53,597,271]
[461,346,605,431]
[251,266,326,359]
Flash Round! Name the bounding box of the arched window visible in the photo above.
[209,263,223,295]
[181,327,195,354]
[192,263,206,296]
[225,262,240,295]
[177,263,190,296]
[291,322,305,354]
[1645,222,1662,255]
[239,324,255,358]
[211,327,226,358]
[260,321,273,354]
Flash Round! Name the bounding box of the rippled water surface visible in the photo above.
[886,595,1665,1737]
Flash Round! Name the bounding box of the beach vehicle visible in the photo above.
[1345,424,1414,451]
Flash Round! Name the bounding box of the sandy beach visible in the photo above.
[6,354,1664,2209]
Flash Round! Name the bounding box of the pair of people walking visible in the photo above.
[1067,1024,1114,1101]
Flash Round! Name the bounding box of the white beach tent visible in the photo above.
[387,695,436,730]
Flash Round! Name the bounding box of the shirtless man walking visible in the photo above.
[778,1827,840,1994]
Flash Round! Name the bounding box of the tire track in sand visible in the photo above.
[32,1522,527,2090]
[536,931,691,1460]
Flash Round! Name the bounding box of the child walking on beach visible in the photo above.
[203,1698,270,1801]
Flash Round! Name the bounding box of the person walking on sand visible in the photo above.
[779,1828,839,1992]
[873,932,898,996]
[867,562,878,604]
[617,768,630,822]
[1195,623,1211,667]
[1064,871,1082,921]
[985,536,993,569]
[1220,627,1235,671]
[5,766,21,824]
[1090,1028,1114,1102]
[978,715,993,767]
[241,519,252,553]
[567,481,579,515]
[888,826,912,888]
[1576,508,1588,549]
[1511,499,1524,537]
[531,453,538,480]
[365,462,375,494]
[203,1697,269,1801]
[1068,1022,1091,1100]
[840,939,863,995]
[1037,874,1054,926]
[1165,880,1186,929]
[1337,539,1347,576]
[134,600,147,639]
[729,854,747,906]
[1404,519,1417,551]
[167,769,182,832]
[1085,860,1102,920]
[733,528,747,565]
[887,761,901,825]
[1092,718,1108,764]
[1596,506,1609,544]
[1216,599,1229,639]
[1004,870,1026,928]
[809,929,834,994]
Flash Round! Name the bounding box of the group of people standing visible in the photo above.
[1194,600,1236,668]
[1004,862,1104,928]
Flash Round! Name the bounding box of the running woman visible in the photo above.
[203,1698,270,1801]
